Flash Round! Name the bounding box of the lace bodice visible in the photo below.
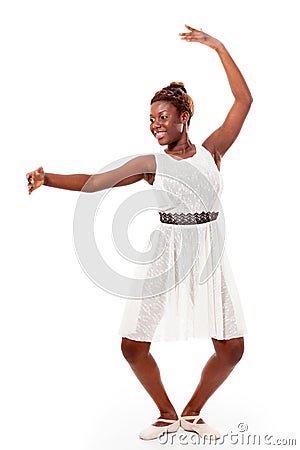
[152,145,223,214]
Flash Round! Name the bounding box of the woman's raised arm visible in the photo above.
[26,154,155,195]
[179,25,253,158]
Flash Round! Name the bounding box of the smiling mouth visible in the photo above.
[154,131,167,140]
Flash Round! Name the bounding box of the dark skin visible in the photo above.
[26,25,252,427]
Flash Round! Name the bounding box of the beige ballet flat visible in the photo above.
[139,418,180,440]
[180,415,221,440]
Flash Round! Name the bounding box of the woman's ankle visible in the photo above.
[181,409,201,417]
[159,410,179,420]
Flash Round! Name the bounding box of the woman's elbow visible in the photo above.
[245,92,253,108]
[81,177,99,193]
[241,94,253,114]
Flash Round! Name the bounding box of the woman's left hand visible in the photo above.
[179,25,222,51]
[26,166,45,195]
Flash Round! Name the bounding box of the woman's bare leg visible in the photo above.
[181,337,244,423]
[121,337,178,426]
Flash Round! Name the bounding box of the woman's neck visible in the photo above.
[165,138,196,157]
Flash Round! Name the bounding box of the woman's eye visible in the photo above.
[150,115,167,124]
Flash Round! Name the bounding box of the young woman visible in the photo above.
[26,25,252,441]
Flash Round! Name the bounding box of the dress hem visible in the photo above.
[119,332,246,343]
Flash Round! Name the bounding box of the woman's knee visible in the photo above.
[213,337,244,366]
[121,337,150,364]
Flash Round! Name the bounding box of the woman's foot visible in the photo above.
[152,412,179,427]
[182,417,205,424]
[180,413,221,440]
[181,410,204,424]
[139,416,180,440]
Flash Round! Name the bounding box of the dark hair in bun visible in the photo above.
[169,81,187,93]
[151,81,194,126]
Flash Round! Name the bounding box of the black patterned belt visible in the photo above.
[159,211,219,225]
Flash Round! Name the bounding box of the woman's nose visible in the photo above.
[153,118,162,128]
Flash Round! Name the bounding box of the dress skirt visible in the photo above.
[118,146,247,342]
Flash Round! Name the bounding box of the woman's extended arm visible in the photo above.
[26,154,155,195]
[179,25,253,158]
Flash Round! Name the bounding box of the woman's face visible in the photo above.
[150,101,185,146]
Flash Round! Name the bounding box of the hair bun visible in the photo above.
[169,81,187,93]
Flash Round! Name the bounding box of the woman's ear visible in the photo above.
[181,111,190,125]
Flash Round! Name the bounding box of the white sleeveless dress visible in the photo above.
[118,144,247,341]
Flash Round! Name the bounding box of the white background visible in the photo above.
[1,0,299,449]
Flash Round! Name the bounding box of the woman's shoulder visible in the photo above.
[128,153,156,171]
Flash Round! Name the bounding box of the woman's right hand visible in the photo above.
[26,166,45,195]
[179,25,223,51]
